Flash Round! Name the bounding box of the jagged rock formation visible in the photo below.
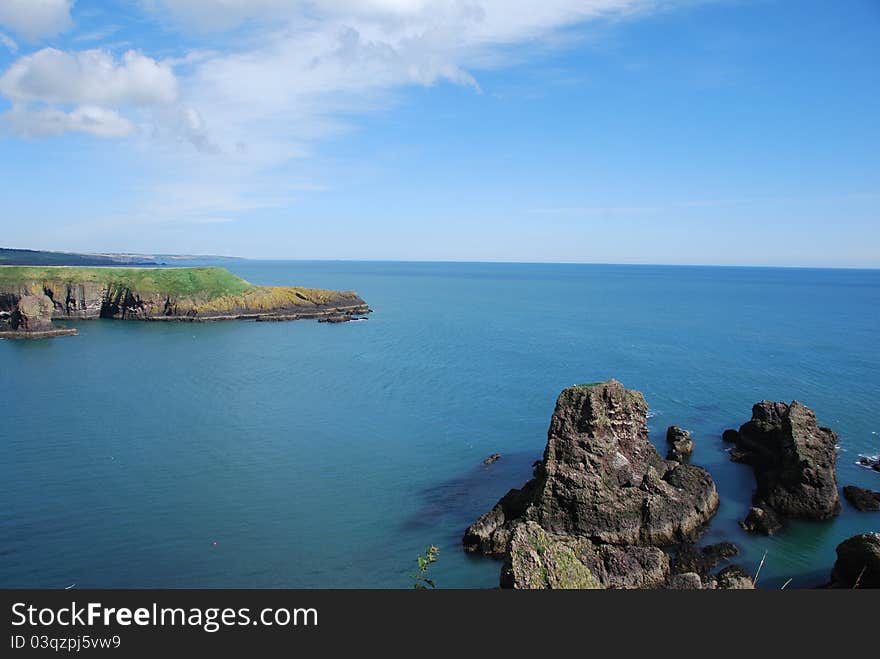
[464,380,725,589]
[843,485,880,512]
[830,533,880,588]
[666,426,694,462]
[729,401,840,531]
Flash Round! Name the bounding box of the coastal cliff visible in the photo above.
[0,266,369,336]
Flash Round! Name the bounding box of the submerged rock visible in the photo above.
[483,453,502,466]
[830,533,880,588]
[707,566,755,590]
[673,542,739,576]
[856,455,880,473]
[464,380,720,588]
[666,426,694,462]
[739,506,783,535]
[843,485,880,512]
[730,400,840,525]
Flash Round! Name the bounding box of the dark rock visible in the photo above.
[318,313,352,323]
[843,485,880,512]
[673,541,739,576]
[722,428,740,443]
[708,565,755,590]
[462,483,536,556]
[830,533,880,588]
[483,453,502,466]
[575,542,670,589]
[731,400,840,521]
[856,455,880,472]
[740,506,783,535]
[669,565,754,589]
[666,426,694,462]
[728,448,750,463]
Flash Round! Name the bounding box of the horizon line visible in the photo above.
[3,247,878,272]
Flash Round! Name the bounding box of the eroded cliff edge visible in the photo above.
[0,265,370,335]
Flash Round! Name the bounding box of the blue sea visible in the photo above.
[2,262,878,588]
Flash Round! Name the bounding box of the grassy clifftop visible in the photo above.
[0,265,367,320]
[0,266,254,299]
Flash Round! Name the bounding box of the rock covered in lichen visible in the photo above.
[500,522,603,589]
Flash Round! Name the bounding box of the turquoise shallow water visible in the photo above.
[2,261,879,588]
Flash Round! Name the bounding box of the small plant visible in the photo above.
[413,545,439,589]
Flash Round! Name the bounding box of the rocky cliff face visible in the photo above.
[0,270,370,323]
[464,380,726,588]
[727,401,840,530]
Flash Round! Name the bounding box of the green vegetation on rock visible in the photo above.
[0,266,253,300]
[504,522,603,589]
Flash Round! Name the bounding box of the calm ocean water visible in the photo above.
[2,261,878,588]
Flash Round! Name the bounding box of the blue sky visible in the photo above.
[0,0,877,266]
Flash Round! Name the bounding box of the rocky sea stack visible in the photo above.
[464,380,730,589]
[0,293,77,339]
[727,401,840,532]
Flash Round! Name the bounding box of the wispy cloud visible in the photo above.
[0,32,17,53]
[0,1,686,226]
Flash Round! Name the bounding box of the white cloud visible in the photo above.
[0,31,17,52]
[4,103,135,137]
[0,47,178,138]
[0,48,178,105]
[0,1,680,227]
[147,0,661,169]
[0,0,74,40]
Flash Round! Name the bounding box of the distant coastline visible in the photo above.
[0,247,243,267]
